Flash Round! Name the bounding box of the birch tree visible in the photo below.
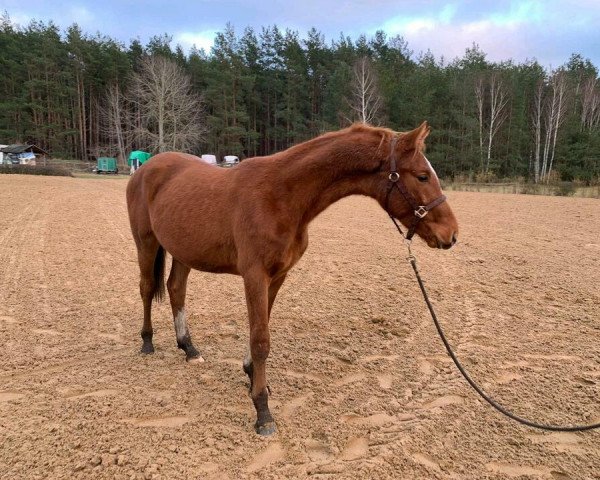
[474,75,485,170]
[485,72,509,172]
[531,79,544,183]
[346,56,382,124]
[540,71,569,181]
[581,76,600,132]
[474,72,509,173]
[128,55,206,153]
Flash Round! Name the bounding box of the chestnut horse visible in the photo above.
[126,122,458,435]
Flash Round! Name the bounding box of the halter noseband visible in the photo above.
[385,136,447,240]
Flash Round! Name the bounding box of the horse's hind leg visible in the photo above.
[137,239,164,354]
[167,258,203,362]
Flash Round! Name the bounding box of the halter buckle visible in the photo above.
[388,172,400,182]
[415,206,428,218]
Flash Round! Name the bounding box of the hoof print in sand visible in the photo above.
[122,416,191,428]
[422,395,464,410]
[281,393,313,420]
[0,392,25,402]
[339,437,368,461]
[340,413,395,427]
[304,439,334,463]
[246,442,285,472]
[333,373,366,387]
[67,389,118,400]
[486,462,550,477]
[412,452,441,472]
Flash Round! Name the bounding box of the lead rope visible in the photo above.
[391,216,600,432]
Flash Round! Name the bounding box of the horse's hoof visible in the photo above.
[186,355,205,363]
[140,344,154,354]
[255,421,277,436]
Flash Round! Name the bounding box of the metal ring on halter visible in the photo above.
[414,206,428,218]
[388,172,400,182]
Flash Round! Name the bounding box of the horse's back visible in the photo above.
[127,152,239,271]
[136,151,220,186]
[128,152,225,206]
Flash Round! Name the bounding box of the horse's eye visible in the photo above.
[417,175,429,183]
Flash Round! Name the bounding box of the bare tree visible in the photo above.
[128,55,206,153]
[541,71,570,181]
[345,56,382,124]
[474,75,485,170]
[531,79,544,183]
[485,72,509,173]
[474,72,509,173]
[581,76,600,132]
[99,83,130,167]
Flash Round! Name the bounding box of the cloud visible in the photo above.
[2,0,599,66]
[68,5,94,28]
[5,12,32,27]
[408,20,530,63]
[175,30,218,53]
[377,1,600,66]
[488,0,543,26]
[5,4,94,30]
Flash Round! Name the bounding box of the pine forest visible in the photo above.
[1,15,599,183]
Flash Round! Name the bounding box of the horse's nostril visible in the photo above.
[451,233,457,245]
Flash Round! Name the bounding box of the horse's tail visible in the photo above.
[153,245,166,302]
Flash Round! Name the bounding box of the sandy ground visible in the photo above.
[0,174,599,480]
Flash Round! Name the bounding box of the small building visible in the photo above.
[0,145,6,164]
[0,144,50,165]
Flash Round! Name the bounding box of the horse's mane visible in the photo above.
[280,123,399,159]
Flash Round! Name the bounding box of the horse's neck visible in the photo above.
[275,134,386,226]
[301,174,383,224]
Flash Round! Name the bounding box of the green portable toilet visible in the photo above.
[96,157,118,174]
[128,151,152,171]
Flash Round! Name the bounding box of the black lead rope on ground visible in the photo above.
[409,257,600,432]
[390,214,600,432]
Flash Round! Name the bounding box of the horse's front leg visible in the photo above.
[243,268,276,436]
[243,273,287,392]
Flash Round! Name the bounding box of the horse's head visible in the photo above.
[382,122,458,249]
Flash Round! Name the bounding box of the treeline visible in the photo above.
[1,14,599,182]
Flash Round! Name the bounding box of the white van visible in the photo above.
[201,154,217,165]
[223,155,239,168]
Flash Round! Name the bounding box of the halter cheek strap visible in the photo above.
[385,137,447,240]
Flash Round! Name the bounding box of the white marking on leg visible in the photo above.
[243,349,252,367]
[174,309,205,363]
[174,309,188,342]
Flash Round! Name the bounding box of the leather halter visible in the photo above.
[384,136,447,240]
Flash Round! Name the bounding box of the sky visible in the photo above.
[2,0,600,68]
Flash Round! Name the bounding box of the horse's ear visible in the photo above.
[401,121,430,150]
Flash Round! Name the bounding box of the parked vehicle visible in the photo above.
[222,155,239,168]
[201,154,217,165]
[128,151,152,174]
[95,157,119,174]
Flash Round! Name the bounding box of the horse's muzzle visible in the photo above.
[437,232,458,250]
